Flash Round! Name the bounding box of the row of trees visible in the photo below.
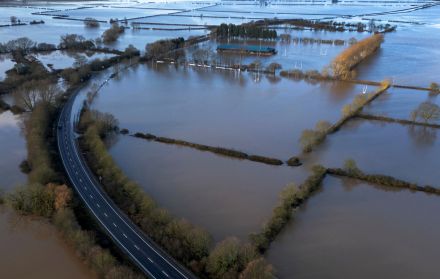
[81,109,275,278]
[330,33,384,80]
[250,165,327,252]
[145,37,185,60]
[300,80,390,152]
[216,23,277,39]
[329,159,440,195]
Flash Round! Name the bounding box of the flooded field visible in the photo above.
[364,87,439,121]
[0,208,94,279]
[308,118,440,187]
[1,0,440,277]
[35,50,115,70]
[109,135,309,241]
[357,25,440,86]
[0,110,26,190]
[266,176,440,279]
[0,54,15,81]
[92,64,365,159]
[198,30,368,70]
[0,101,95,278]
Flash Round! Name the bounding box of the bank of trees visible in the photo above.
[13,80,61,111]
[82,109,274,277]
[59,34,95,50]
[330,33,384,80]
[102,23,125,43]
[250,166,327,252]
[145,37,185,60]
[299,121,332,153]
[299,80,390,153]
[328,159,440,194]
[216,23,277,39]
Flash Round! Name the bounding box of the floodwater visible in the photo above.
[35,50,115,70]
[0,105,93,278]
[189,29,368,70]
[364,87,440,121]
[0,54,15,81]
[357,25,440,86]
[0,207,94,279]
[109,133,309,241]
[307,118,440,187]
[0,110,26,190]
[266,176,440,279]
[93,64,364,159]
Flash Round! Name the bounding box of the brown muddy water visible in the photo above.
[109,134,309,241]
[0,207,94,279]
[363,87,440,122]
[307,118,440,186]
[0,110,26,190]
[93,64,365,159]
[266,176,440,279]
[0,111,93,278]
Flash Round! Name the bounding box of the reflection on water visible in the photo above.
[0,207,94,279]
[307,119,440,186]
[93,64,364,158]
[266,176,440,279]
[109,135,309,241]
[357,25,440,87]
[407,125,437,146]
[0,111,26,190]
[364,87,439,121]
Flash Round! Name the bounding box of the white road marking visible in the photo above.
[89,194,93,199]
[113,223,117,228]
[162,271,169,277]
[96,203,100,208]
[123,233,128,239]
[134,244,140,250]
[148,257,154,263]
[104,213,108,217]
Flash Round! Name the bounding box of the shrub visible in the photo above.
[239,258,274,279]
[206,237,258,279]
[102,23,124,44]
[19,160,31,174]
[84,17,100,28]
[430,82,439,94]
[266,62,282,73]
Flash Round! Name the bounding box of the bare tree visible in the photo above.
[410,101,440,123]
[13,80,61,111]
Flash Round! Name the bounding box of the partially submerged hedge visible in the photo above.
[133,132,285,166]
[250,165,327,253]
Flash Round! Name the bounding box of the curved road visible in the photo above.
[57,93,197,279]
